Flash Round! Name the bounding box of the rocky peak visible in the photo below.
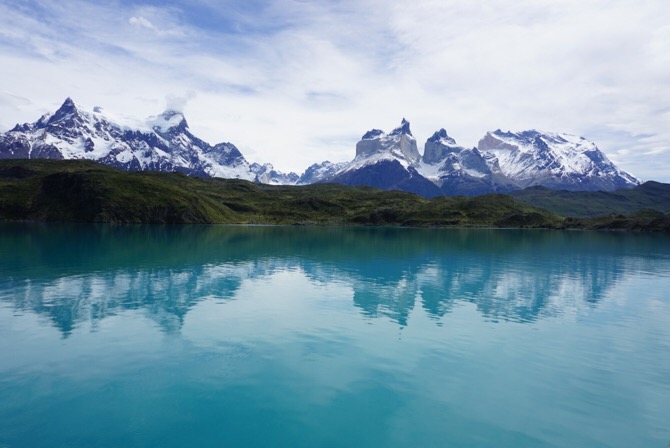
[423,128,464,165]
[361,129,384,140]
[10,123,31,132]
[0,98,290,183]
[390,118,412,136]
[47,97,82,125]
[355,119,420,164]
[427,128,456,145]
[478,129,640,190]
[149,110,189,134]
[58,97,77,112]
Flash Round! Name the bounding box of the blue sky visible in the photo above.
[1,0,669,181]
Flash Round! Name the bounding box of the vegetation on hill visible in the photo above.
[0,159,561,227]
[510,182,670,218]
[0,159,668,231]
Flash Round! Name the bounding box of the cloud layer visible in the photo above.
[0,0,668,180]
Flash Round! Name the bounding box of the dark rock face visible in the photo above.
[437,169,517,196]
[0,134,31,159]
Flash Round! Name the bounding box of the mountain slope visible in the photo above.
[312,123,639,198]
[0,98,297,184]
[323,119,442,198]
[420,128,518,196]
[297,161,347,184]
[327,159,442,198]
[478,129,639,191]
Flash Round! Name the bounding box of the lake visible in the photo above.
[0,224,669,447]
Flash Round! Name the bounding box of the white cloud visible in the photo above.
[165,91,196,113]
[0,0,668,181]
[129,16,156,31]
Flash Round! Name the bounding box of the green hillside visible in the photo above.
[1,159,669,231]
[511,182,670,218]
[0,159,560,228]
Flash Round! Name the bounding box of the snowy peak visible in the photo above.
[389,118,412,136]
[301,120,640,198]
[45,97,86,129]
[51,97,77,116]
[487,129,594,156]
[0,101,642,194]
[361,129,384,140]
[354,119,420,166]
[422,128,462,164]
[427,128,456,145]
[250,162,300,185]
[149,110,189,134]
[0,98,298,185]
[478,129,639,191]
[316,120,638,197]
[485,129,597,155]
[420,128,517,195]
[297,160,347,184]
[309,119,440,197]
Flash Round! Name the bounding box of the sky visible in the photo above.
[0,0,669,181]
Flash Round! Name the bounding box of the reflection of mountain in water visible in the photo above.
[416,252,622,323]
[334,242,648,325]
[7,264,249,336]
[1,223,668,334]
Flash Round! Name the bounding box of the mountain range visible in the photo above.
[0,98,640,197]
[310,119,639,197]
[0,98,298,185]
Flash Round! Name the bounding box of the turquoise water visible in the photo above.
[1,224,669,448]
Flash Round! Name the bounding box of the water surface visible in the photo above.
[1,224,669,447]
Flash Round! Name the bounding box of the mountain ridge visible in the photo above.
[0,98,299,184]
[0,98,641,196]
[309,119,638,197]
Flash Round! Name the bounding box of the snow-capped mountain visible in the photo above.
[477,130,639,191]
[250,163,300,185]
[318,119,442,198]
[0,98,298,184]
[420,129,518,196]
[312,121,639,197]
[308,121,513,197]
[297,161,347,185]
[0,100,640,196]
[354,119,421,166]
